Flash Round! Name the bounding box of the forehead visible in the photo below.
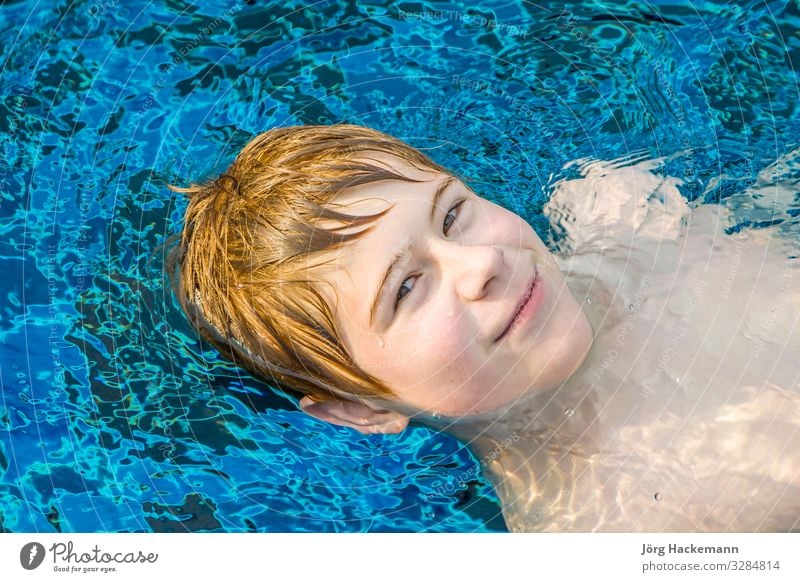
[309,153,447,308]
[346,151,443,195]
[323,150,446,239]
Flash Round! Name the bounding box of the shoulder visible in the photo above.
[543,152,691,254]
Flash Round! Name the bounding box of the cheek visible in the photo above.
[496,208,556,266]
[387,315,479,382]
[387,338,493,413]
[480,202,542,247]
[348,298,481,392]
[356,302,522,414]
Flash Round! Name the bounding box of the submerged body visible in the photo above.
[171,124,798,532]
[457,154,800,532]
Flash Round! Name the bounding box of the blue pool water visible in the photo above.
[1,0,798,532]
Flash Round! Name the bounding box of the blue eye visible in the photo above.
[394,277,417,309]
[442,200,464,234]
[392,200,465,311]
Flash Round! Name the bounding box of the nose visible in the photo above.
[428,239,505,301]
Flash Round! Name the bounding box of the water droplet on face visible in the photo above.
[376,337,385,348]
[563,407,574,418]
[585,297,592,304]
[628,303,635,312]
[654,492,663,501]
[432,412,442,421]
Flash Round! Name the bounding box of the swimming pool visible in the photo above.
[1,0,798,532]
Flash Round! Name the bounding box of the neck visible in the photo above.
[415,275,623,500]
[443,359,602,448]
[438,272,619,442]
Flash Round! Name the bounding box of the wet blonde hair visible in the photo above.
[165,124,449,404]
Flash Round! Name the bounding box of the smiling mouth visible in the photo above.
[495,267,539,343]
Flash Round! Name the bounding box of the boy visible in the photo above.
[168,125,800,531]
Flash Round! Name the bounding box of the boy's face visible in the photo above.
[314,154,593,420]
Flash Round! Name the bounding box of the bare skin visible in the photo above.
[459,154,800,532]
[302,153,593,428]
[302,151,800,532]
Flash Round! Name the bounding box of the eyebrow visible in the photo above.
[368,176,457,329]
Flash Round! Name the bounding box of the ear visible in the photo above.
[299,396,409,435]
